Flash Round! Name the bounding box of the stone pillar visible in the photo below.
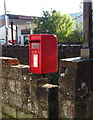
[59,57,93,119]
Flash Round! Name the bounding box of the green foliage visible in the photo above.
[68,17,83,42]
[33,10,83,42]
[56,14,73,42]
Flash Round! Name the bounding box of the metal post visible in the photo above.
[30,22,33,34]
[5,23,8,45]
[4,0,8,45]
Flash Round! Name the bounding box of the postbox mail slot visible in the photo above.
[29,40,40,42]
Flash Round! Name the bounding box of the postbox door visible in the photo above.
[30,42,40,72]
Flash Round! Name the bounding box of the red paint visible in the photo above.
[29,34,58,74]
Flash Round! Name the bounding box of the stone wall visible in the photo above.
[2,46,29,65]
[2,45,82,65]
[59,57,93,119]
[2,47,93,119]
[1,57,58,119]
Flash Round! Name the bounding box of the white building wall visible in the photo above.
[0,26,5,39]
[0,23,36,44]
[0,26,16,40]
[18,23,36,44]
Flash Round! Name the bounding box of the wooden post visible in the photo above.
[11,22,14,45]
[81,0,93,58]
[83,0,92,47]
[16,25,18,44]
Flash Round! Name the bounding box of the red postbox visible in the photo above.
[29,34,58,74]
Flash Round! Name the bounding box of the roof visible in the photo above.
[0,14,37,25]
[70,12,83,20]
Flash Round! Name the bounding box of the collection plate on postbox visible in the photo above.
[29,34,58,74]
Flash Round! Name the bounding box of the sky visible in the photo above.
[0,0,83,17]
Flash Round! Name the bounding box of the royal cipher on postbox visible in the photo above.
[29,34,58,74]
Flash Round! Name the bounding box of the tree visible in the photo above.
[55,14,74,42]
[33,10,74,42]
[68,17,83,42]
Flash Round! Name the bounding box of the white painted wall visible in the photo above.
[0,23,36,44]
